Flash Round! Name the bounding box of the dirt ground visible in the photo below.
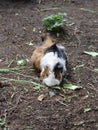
[0,0,98,130]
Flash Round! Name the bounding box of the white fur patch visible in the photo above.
[40,52,66,71]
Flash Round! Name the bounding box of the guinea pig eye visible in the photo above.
[46,73,49,77]
[61,70,63,73]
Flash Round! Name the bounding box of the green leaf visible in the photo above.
[0,68,10,73]
[63,84,82,90]
[25,41,34,46]
[84,108,91,113]
[49,91,55,97]
[17,59,26,66]
[4,127,7,130]
[94,68,98,72]
[0,118,6,127]
[33,86,41,90]
[51,86,61,90]
[0,68,19,73]
[84,51,98,57]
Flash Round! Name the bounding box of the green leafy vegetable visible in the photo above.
[84,51,98,57]
[42,13,67,31]
[63,84,82,90]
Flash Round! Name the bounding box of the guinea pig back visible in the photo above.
[31,36,55,70]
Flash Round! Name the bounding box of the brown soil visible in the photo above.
[0,0,98,130]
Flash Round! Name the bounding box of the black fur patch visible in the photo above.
[53,62,63,72]
[45,44,67,60]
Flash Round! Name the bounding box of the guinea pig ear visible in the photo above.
[40,66,50,79]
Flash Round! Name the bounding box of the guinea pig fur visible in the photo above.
[31,36,67,86]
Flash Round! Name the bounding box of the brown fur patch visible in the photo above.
[55,70,62,81]
[31,36,55,71]
[40,66,50,79]
[31,48,44,70]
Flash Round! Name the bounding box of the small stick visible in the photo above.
[41,7,59,12]
[11,71,39,80]
[0,68,38,80]
[8,59,14,68]
[56,99,68,106]
[80,8,96,13]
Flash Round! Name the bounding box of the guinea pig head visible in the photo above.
[40,62,64,86]
[40,66,61,86]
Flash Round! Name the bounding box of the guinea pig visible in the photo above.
[31,36,67,86]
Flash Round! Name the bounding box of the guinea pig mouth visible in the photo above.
[42,73,61,86]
